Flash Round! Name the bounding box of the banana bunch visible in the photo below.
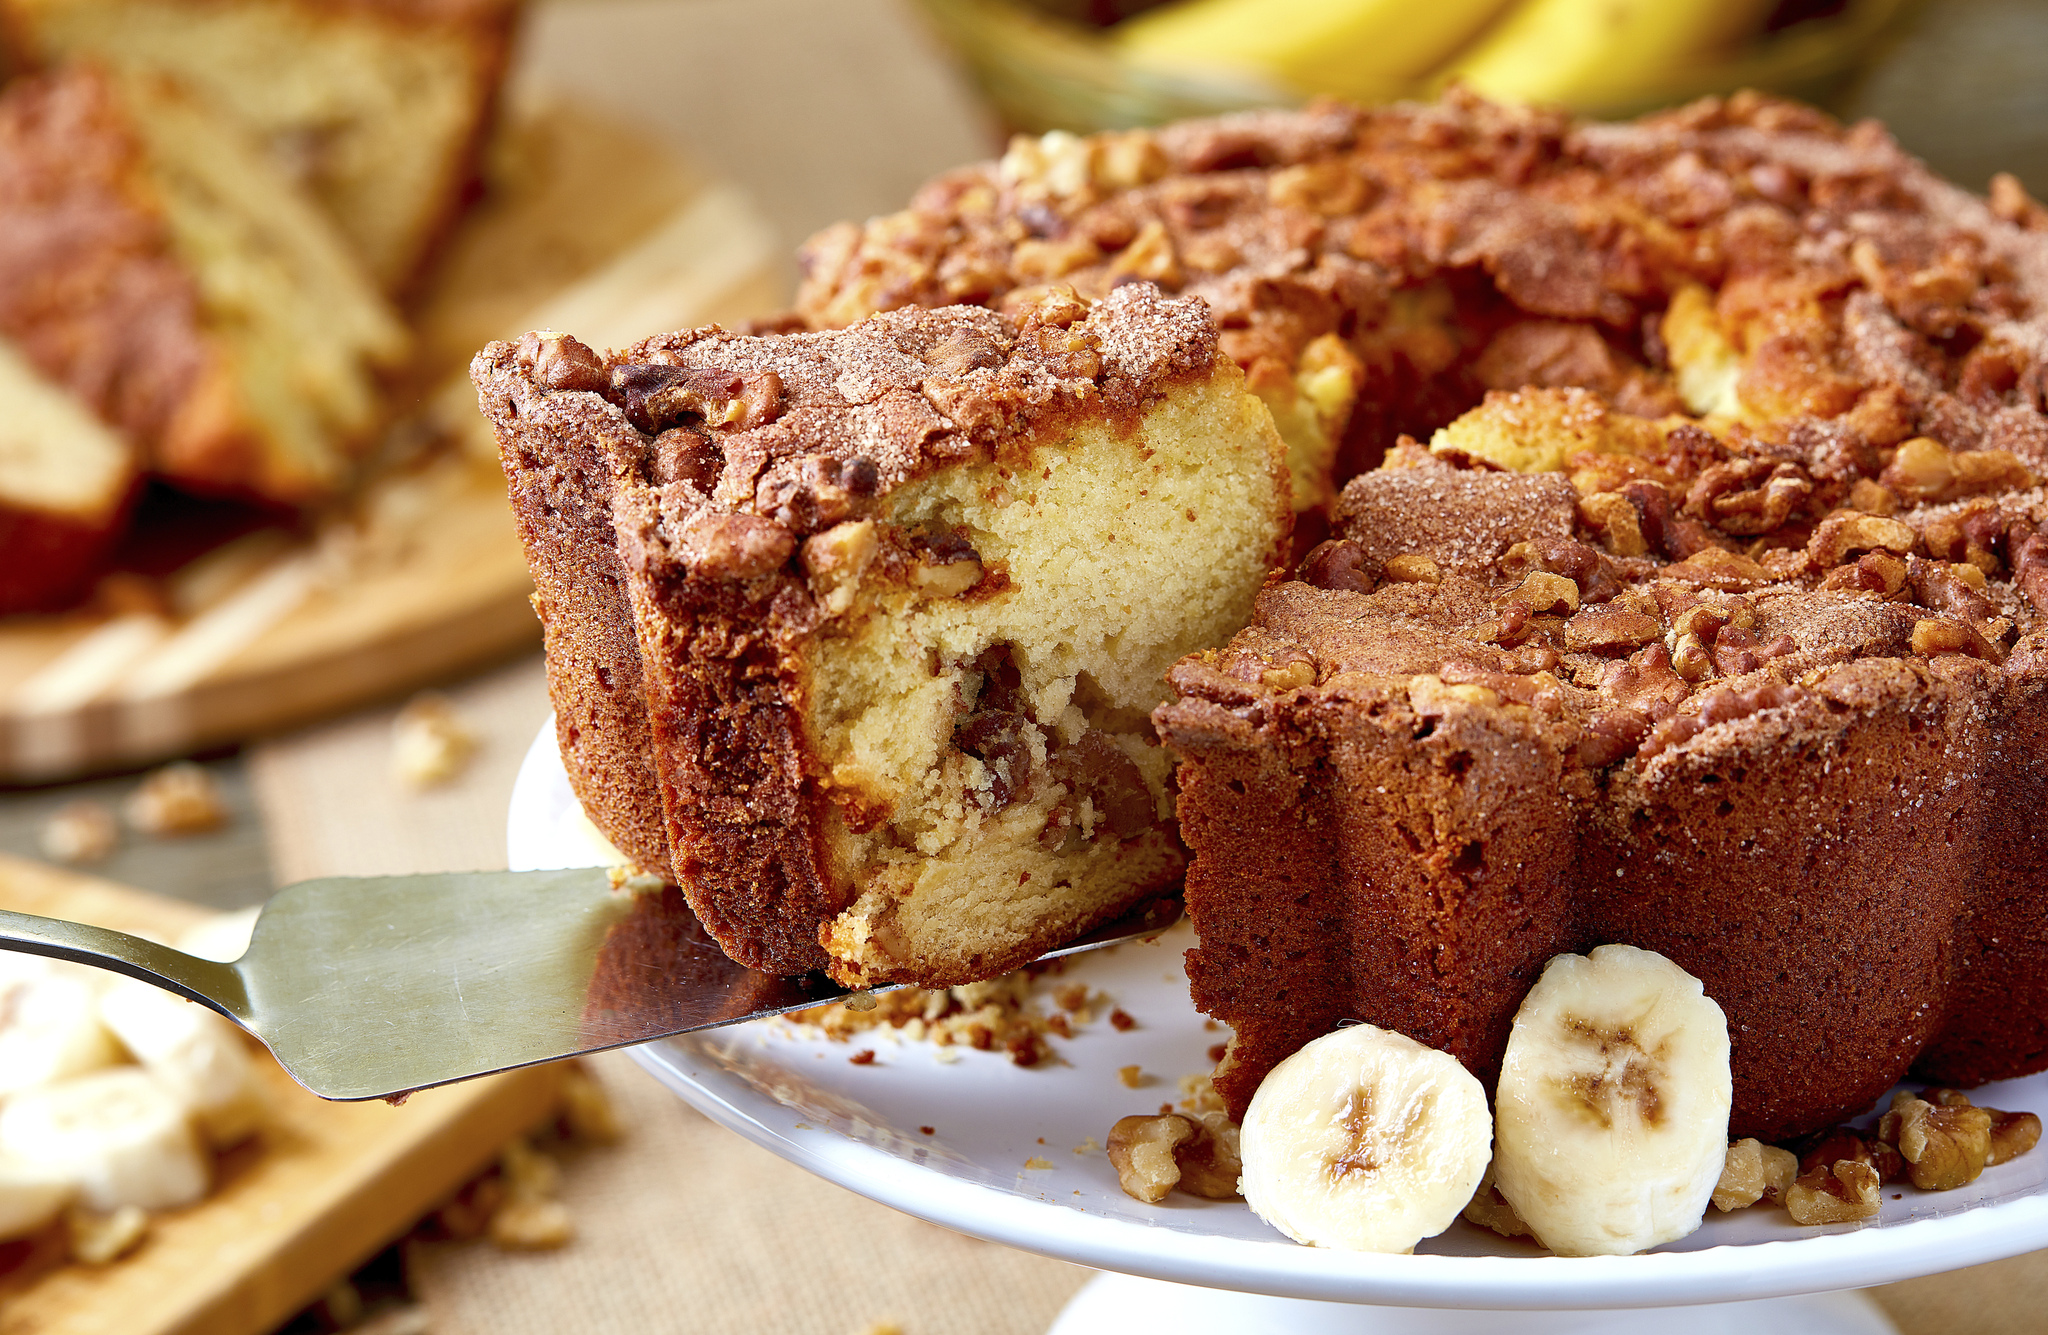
[0,911,266,1250]
[1115,0,1798,114]
[1237,944,1731,1254]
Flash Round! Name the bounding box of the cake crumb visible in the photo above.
[1118,1064,1146,1088]
[1109,1009,1136,1031]
[1074,1137,1102,1155]
[849,1049,877,1065]
[852,1322,903,1335]
[40,801,117,864]
[1024,1156,1054,1170]
[919,1126,935,1135]
[392,692,476,788]
[124,762,227,836]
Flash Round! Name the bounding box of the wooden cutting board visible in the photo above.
[0,93,785,784]
[0,854,569,1335]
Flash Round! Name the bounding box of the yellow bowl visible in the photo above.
[910,0,1919,133]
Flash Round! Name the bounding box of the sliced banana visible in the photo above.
[0,965,124,1099]
[1239,1022,1491,1252]
[0,1157,75,1242]
[99,978,265,1148]
[0,1068,209,1213]
[1493,944,1731,1257]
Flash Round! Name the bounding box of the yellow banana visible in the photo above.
[1117,0,1519,104]
[1441,0,1778,111]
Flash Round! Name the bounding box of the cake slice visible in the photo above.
[0,0,521,291]
[477,284,1290,984]
[1159,400,2048,1142]
[0,66,409,509]
[0,336,137,613]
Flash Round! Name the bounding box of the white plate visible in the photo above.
[509,721,2048,1309]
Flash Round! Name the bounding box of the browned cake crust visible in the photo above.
[1156,116,2048,1136]
[0,68,220,467]
[794,92,2048,513]
[478,285,1270,979]
[0,500,132,611]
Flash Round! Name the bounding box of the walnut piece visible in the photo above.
[1175,1110,1243,1200]
[1712,1138,1798,1211]
[1784,1159,1881,1224]
[1382,553,1443,585]
[1461,1161,1533,1239]
[1880,1090,1993,1190]
[1807,511,1916,568]
[1565,603,1662,654]
[124,763,227,837]
[490,1138,574,1250]
[391,692,476,789]
[67,1204,148,1265]
[1107,1113,1194,1204]
[40,801,117,864]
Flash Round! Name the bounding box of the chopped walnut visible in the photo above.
[1565,603,1662,654]
[1912,617,2001,661]
[802,520,880,616]
[1513,571,1580,616]
[1175,1110,1243,1200]
[557,1063,623,1144]
[1880,1091,1994,1190]
[490,1139,573,1250]
[124,762,227,837]
[1784,1158,1881,1224]
[1382,553,1443,585]
[1712,1138,1798,1211]
[67,1205,148,1265]
[1461,1162,1533,1239]
[1808,511,1916,568]
[489,1197,574,1251]
[392,693,476,789]
[1106,1111,1241,1203]
[40,801,117,864]
[1578,491,1648,557]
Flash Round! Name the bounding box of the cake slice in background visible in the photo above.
[476,284,1290,984]
[0,66,408,511]
[0,338,137,614]
[0,0,521,293]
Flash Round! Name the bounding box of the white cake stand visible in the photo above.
[510,722,2048,1334]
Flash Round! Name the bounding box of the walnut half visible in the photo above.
[1784,1159,1881,1225]
[1712,1138,1799,1212]
[1106,1112,1242,1204]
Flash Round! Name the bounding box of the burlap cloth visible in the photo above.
[244,654,2048,1334]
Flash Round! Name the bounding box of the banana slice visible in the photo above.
[1239,1022,1491,1252]
[0,1158,75,1242]
[0,1068,209,1213]
[1493,944,1731,1257]
[100,978,265,1147]
[0,963,124,1098]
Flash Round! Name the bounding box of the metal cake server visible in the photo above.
[0,871,1182,1101]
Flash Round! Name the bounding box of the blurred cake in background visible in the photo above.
[0,0,521,292]
[0,66,407,611]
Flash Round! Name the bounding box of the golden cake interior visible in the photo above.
[807,363,1286,983]
[119,73,409,502]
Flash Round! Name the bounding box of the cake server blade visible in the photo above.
[0,871,1182,1101]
